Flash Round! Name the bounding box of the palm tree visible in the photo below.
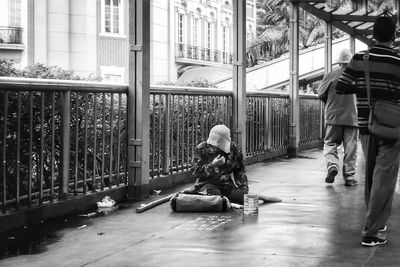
[248,0,396,67]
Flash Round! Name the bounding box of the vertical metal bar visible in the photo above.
[157,94,162,177]
[170,95,175,173]
[162,94,170,174]
[83,93,88,194]
[127,0,151,198]
[185,95,189,170]
[176,96,181,172]
[93,94,97,191]
[39,93,45,204]
[150,94,155,178]
[28,92,33,205]
[101,93,106,190]
[116,93,122,185]
[288,1,300,156]
[50,92,55,201]
[60,91,71,199]
[74,92,79,196]
[190,95,194,166]
[232,0,247,154]
[16,92,21,208]
[2,92,8,213]
[109,93,114,186]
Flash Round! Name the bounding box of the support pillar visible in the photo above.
[127,0,151,199]
[325,22,332,74]
[288,1,300,156]
[232,0,246,155]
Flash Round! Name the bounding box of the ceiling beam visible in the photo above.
[298,2,373,46]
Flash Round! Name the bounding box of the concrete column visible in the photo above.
[288,1,300,156]
[232,0,246,155]
[128,0,151,199]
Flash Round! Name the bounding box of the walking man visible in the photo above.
[318,49,358,186]
[336,16,400,246]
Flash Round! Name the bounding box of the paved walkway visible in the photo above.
[1,147,400,266]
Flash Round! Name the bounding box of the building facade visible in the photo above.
[0,0,256,84]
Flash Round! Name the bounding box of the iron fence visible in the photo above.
[0,79,128,213]
[0,78,323,214]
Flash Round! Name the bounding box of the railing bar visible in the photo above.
[50,92,55,201]
[177,95,181,172]
[186,95,190,170]
[101,93,106,190]
[157,94,162,177]
[74,92,79,196]
[116,93,122,186]
[170,95,175,173]
[83,93,88,194]
[93,94,97,191]
[39,92,45,204]
[190,95,194,167]
[2,91,8,213]
[109,93,114,185]
[16,92,21,208]
[28,92,33,205]
[151,94,155,179]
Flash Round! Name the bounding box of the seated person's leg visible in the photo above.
[223,185,248,205]
[197,183,223,196]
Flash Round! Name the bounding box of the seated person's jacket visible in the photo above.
[191,141,248,190]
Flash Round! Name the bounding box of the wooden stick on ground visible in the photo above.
[135,193,175,213]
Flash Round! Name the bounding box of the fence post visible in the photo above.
[127,0,151,199]
[267,97,273,150]
[60,91,70,200]
[162,94,171,175]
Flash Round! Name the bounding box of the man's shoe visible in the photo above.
[379,225,387,232]
[325,167,338,183]
[344,179,358,186]
[361,236,387,247]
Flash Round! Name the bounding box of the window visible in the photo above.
[192,18,199,46]
[9,0,21,27]
[222,26,229,52]
[206,22,213,49]
[177,13,184,43]
[102,0,123,35]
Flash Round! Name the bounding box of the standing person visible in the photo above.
[336,16,400,247]
[317,49,358,186]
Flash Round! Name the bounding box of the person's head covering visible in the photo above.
[206,124,231,153]
[337,49,352,64]
[373,16,396,43]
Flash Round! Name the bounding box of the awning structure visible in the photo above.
[295,0,400,51]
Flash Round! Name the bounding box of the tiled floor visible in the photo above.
[1,147,400,267]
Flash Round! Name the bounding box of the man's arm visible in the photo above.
[317,74,332,103]
[335,58,358,95]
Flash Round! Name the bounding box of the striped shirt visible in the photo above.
[336,45,400,134]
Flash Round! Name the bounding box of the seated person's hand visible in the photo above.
[211,154,226,167]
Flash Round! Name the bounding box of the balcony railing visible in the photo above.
[0,27,22,45]
[176,43,233,65]
[0,78,323,217]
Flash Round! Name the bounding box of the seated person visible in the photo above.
[189,124,249,205]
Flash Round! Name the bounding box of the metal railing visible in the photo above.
[0,78,128,213]
[176,43,233,65]
[0,27,22,45]
[149,86,232,179]
[246,92,290,157]
[0,78,323,214]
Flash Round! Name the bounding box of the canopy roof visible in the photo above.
[294,0,400,52]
